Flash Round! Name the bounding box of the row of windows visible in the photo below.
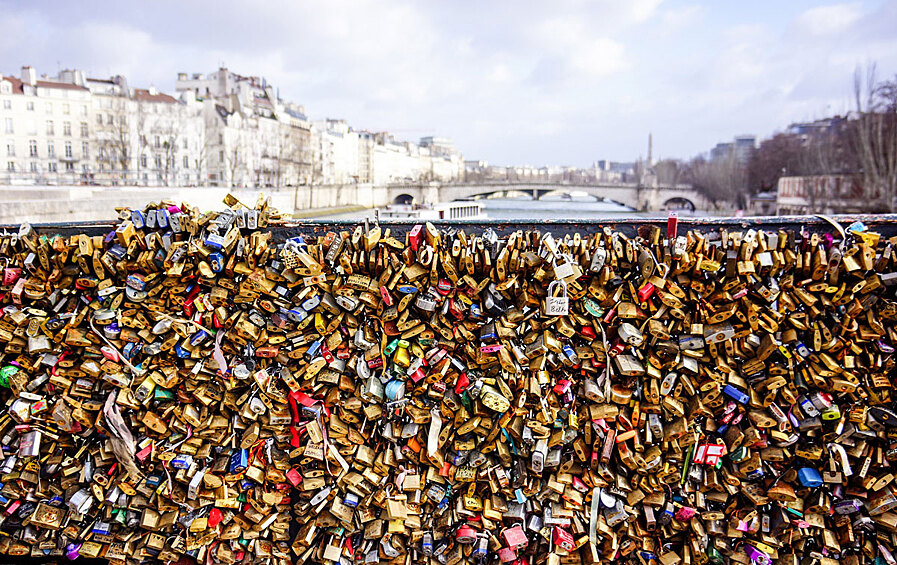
[7,161,77,172]
[6,157,199,172]
[3,118,89,136]
[1,99,88,116]
[6,141,85,158]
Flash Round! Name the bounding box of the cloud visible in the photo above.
[0,0,895,166]
[794,2,862,36]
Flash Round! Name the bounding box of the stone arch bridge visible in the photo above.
[386,181,709,212]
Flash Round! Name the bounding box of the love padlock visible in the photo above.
[543,280,569,316]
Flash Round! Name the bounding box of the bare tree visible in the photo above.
[685,153,747,209]
[159,121,180,187]
[227,145,243,188]
[851,64,897,211]
[193,124,213,187]
[654,159,685,186]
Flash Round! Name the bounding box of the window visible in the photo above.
[219,134,223,144]
[96,114,103,125]
[65,162,74,171]
[82,164,88,173]
[183,139,189,150]
[4,118,12,133]
[64,141,72,158]
[48,162,57,172]
[30,162,38,172]
[63,121,71,136]
[219,150,224,161]
[81,105,87,117]
[62,103,70,115]
[26,102,34,111]
[45,103,52,113]
[80,122,88,137]
[140,155,147,168]
[47,143,55,158]
[6,143,14,157]
[154,155,162,168]
[6,161,14,172]
[106,114,113,125]
[154,135,160,148]
[46,120,54,136]
[119,115,126,125]
[82,142,89,158]
[183,155,189,169]
[28,140,37,157]
[2,100,10,110]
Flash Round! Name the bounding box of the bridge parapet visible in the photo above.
[387,181,707,211]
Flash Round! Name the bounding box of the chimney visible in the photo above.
[21,66,36,86]
[148,85,158,96]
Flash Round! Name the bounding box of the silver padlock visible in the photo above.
[543,280,569,316]
[589,246,607,273]
[552,254,576,280]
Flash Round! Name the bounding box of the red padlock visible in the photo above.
[409,224,424,251]
[552,526,575,551]
[286,468,303,487]
[456,524,478,544]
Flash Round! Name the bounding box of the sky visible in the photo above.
[1,0,896,167]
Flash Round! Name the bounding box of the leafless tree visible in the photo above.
[158,121,180,187]
[684,153,747,209]
[851,64,897,211]
[654,159,685,186]
[226,145,244,188]
[193,125,213,187]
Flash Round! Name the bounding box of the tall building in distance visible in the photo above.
[0,65,464,187]
[710,135,756,165]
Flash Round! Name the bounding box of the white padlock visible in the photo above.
[544,280,569,316]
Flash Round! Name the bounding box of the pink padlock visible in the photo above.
[2,266,22,286]
[497,547,517,563]
[675,506,696,521]
[501,525,528,549]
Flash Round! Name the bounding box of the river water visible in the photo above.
[318,196,705,221]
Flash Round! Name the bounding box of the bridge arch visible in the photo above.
[664,197,696,212]
[393,193,415,205]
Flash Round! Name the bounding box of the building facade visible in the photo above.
[776,175,866,215]
[1,67,93,183]
[2,65,462,188]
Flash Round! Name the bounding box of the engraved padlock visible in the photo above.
[543,280,569,316]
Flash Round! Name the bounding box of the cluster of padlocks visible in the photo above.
[0,196,896,565]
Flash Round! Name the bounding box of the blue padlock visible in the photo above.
[229,448,249,473]
[797,467,823,488]
[209,252,225,273]
[722,384,749,404]
[130,210,145,229]
[174,342,190,359]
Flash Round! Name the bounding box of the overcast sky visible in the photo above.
[2,0,896,167]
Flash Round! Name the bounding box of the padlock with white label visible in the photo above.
[543,280,569,316]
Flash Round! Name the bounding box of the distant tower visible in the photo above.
[647,133,653,168]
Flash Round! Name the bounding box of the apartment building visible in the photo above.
[2,65,462,188]
[0,67,92,181]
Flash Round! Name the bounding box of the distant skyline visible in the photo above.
[1,0,896,167]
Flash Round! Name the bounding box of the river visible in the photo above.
[317,196,709,221]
